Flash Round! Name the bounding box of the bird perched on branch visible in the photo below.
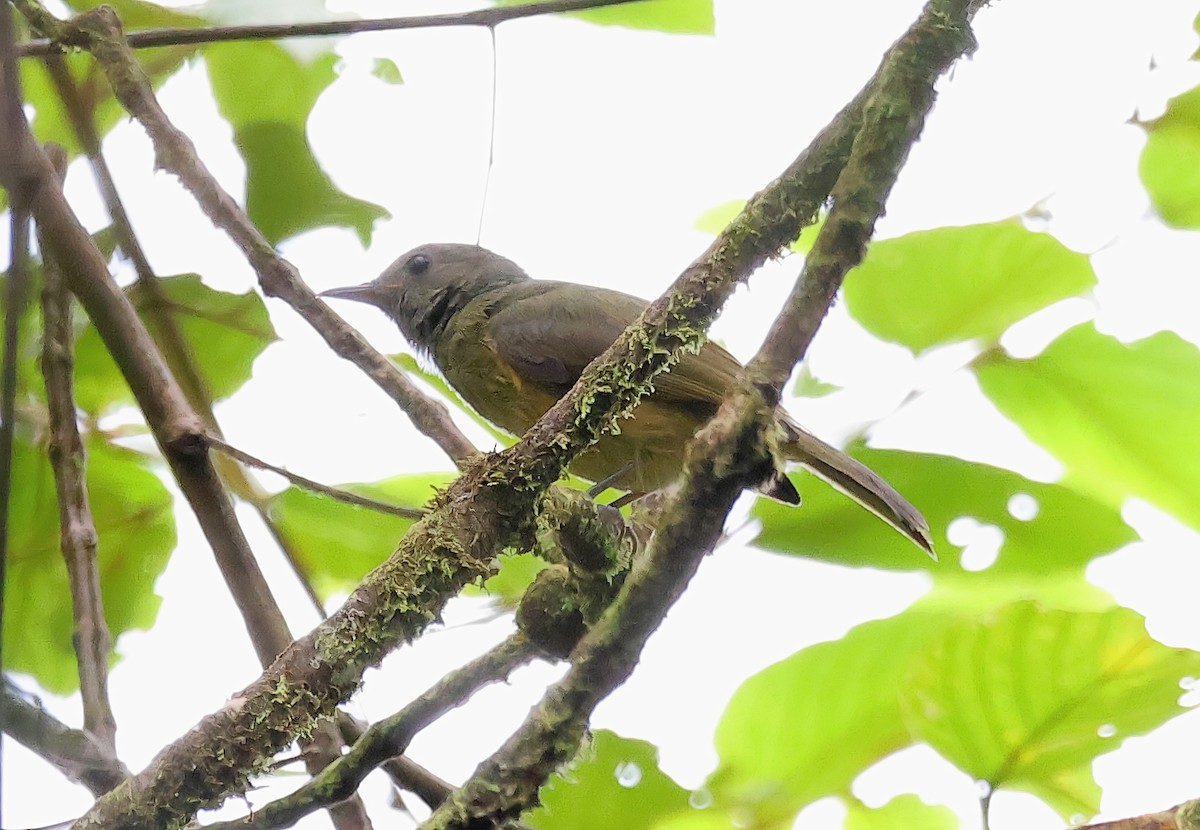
[323,243,933,554]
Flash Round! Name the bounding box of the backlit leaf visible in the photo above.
[976,323,1200,530]
[844,222,1095,353]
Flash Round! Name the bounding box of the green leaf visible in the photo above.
[1140,84,1200,228]
[707,613,944,824]
[371,58,404,85]
[5,433,174,693]
[903,603,1200,820]
[268,473,450,599]
[73,275,277,414]
[844,795,958,830]
[843,222,1095,353]
[204,42,389,245]
[752,448,1135,591]
[527,730,693,830]
[497,0,714,34]
[976,323,1200,531]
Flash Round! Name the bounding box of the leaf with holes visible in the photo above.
[527,730,693,830]
[976,323,1200,531]
[902,603,1200,820]
[706,613,945,825]
[753,448,1135,594]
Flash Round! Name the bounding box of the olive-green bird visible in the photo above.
[323,243,933,554]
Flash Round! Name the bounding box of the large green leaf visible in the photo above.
[267,473,450,599]
[204,41,388,245]
[527,730,694,830]
[976,323,1200,530]
[5,433,174,693]
[903,603,1200,820]
[1140,84,1200,228]
[752,448,1135,590]
[73,274,277,414]
[496,0,714,34]
[707,613,945,825]
[843,222,1095,353]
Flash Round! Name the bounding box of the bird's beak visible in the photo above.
[320,283,383,306]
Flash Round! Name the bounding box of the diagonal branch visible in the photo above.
[1,676,131,796]
[204,634,541,830]
[16,0,650,57]
[417,1,986,826]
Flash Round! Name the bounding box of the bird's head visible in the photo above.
[322,243,529,350]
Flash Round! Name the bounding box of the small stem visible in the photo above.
[16,0,651,57]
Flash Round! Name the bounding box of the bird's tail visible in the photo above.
[780,418,935,558]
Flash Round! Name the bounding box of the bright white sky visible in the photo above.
[6,1,1200,828]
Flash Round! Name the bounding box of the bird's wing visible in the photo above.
[487,282,742,410]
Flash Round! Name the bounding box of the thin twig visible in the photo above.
[204,634,540,830]
[16,0,651,57]
[38,143,120,752]
[1,676,131,796]
[205,435,425,520]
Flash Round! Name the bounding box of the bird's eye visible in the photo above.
[407,253,431,275]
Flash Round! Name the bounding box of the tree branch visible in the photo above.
[204,435,424,520]
[1078,800,1200,830]
[37,143,120,753]
[16,0,651,57]
[748,0,983,389]
[1,676,131,797]
[204,634,541,830]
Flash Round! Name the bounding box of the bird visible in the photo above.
[322,243,933,554]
